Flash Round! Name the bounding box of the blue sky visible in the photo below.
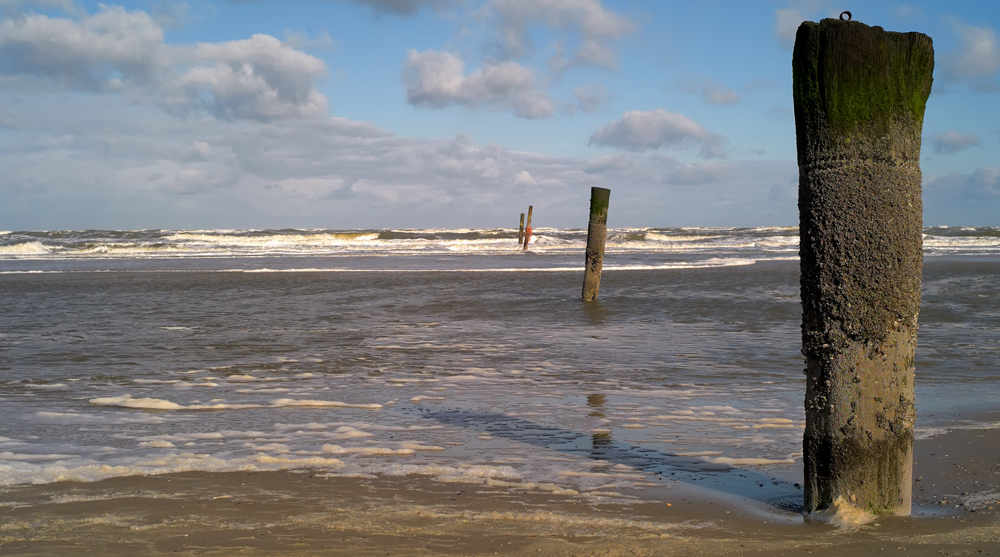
[1,0,998,230]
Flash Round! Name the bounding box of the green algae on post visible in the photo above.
[792,17,933,517]
[582,187,611,301]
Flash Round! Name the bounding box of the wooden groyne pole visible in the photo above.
[582,187,611,301]
[518,213,525,244]
[522,205,533,250]
[793,15,933,516]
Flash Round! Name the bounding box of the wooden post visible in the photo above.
[793,16,933,517]
[582,187,610,301]
[518,213,525,244]
[522,205,533,250]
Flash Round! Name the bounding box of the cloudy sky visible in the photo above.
[1,0,998,230]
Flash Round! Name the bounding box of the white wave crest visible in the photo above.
[166,232,379,248]
[0,241,48,255]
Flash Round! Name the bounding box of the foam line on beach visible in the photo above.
[377,463,524,483]
[0,453,347,486]
[34,411,181,425]
[914,419,1000,439]
[88,394,384,411]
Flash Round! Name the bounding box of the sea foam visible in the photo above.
[805,497,877,528]
[88,395,383,411]
[0,241,48,255]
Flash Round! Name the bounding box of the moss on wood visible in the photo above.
[793,19,933,141]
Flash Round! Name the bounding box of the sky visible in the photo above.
[1,0,998,231]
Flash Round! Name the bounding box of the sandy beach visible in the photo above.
[3,416,999,556]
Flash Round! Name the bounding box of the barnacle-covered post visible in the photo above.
[582,187,610,301]
[793,15,933,516]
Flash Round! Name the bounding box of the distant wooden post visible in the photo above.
[518,213,525,244]
[793,16,933,517]
[582,187,610,301]
[522,205,533,250]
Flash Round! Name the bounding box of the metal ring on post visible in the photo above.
[840,11,852,21]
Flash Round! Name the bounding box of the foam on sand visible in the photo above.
[330,426,374,439]
[0,452,345,486]
[804,496,877,528]
[89,395,185,410]
[269,398,383,409]
[380,463,523,484]
[321,444,415,456]
[88,394,383,411]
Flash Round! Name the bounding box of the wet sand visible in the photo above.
[2,415,999,556]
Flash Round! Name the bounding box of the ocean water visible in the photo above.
[1,227,998,505]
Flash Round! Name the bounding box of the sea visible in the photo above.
[1,226,998,509]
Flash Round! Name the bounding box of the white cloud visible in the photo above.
[392,0,633,118]
[228,0,455,15]
[929,131,982,154]
[0,0,79,15]
[484,0,634,71]
[584,153,632,174]
[173,34,328,121]
[513,170,536,186]
[0,5,329,122]
[969,167,1000,192]
[703,88,739,105]
[572,85,611,113]
[773,0,831,50]
[944,19,1000,81]
[549,37,617,73]
[925,167,1000,202]
[678,77,741,106]
[0,90,804,229]
[893,4,924,20]
[171,167,238,193]
[589,109,728,158]
[434,134,509,180]
[186,141,215,162]
[670,162,737,185]
[403,49,553,118]
[0,6,168,91]
[341,0,455,14]
[151,0,193,29]
[774,8,805,50]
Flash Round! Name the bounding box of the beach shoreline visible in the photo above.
[3,233,999,555]
[3,418,998,556]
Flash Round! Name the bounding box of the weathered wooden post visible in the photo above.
[522,205,533,250]
[518,213,525,245]
[793,15,933,517]
[582,187,610,301]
